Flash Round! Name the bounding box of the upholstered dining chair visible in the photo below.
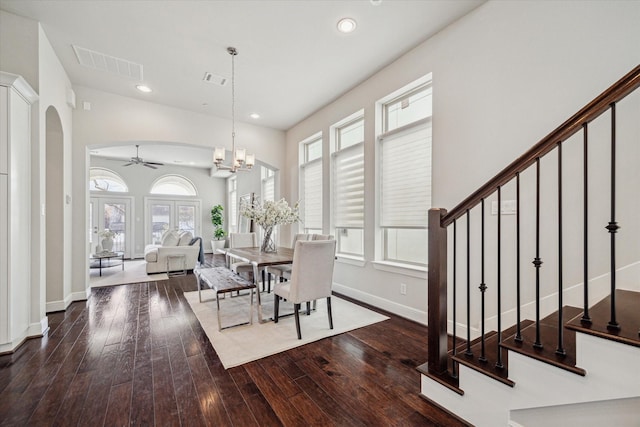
[273,234,335,282]
[228,232,258,278]
[267,233,312,285]
[273,239,337,339]
[312,234,334,241]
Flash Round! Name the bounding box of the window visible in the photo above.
[228,176,237,233]
[378,79,432,266]
[261,166,275,202]
[150,175,197,196]
[89,168,128,192]
[332,115,364,257]
[300,134,323,233]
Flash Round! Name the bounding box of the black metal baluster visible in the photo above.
[479,199,487,363]
[452,219,458,378]
[465,209,473,356]
[515,172,523,342]
[606,103,621,331]
[533,158,543,349]
[581,123,592,324]
[496,186,504,369]
[556,142,566,356]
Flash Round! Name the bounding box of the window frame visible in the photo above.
[299,133,323,234]
[375,75,433,268]
[149,174,198,196]
[330,112,365,258]
[89,167,129,193]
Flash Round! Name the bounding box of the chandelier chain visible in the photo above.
[231,47,235,144]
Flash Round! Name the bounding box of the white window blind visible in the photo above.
[262,167,275,202]
[380,120,431,228]
[333,143,364,228]
[263,176,274,202]
[302,159,322,230]
[228,177,237,229]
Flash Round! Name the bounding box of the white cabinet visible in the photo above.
[0,72,37,352]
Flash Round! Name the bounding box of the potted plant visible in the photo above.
[210,204,226,252]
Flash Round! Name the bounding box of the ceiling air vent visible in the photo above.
[72,45,143,80]
[203,72,227,86]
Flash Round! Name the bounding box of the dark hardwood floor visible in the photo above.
[0,255,467,426]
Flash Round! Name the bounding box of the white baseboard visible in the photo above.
[332,282,427,325]
[71,290,88,302]
[28,316,49,336]
[0,316,48,354]
[46,289,90,313]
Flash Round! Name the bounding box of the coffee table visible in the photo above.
[90,251,124,276]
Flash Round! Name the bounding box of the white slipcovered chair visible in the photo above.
[271,234,334,282]
[228,232,258,277]
[266,233,312,285]
[273,239,337,339]
[311,234,334,241]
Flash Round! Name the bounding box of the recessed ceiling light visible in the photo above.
[337,18,357,33]
[250,113,260,119]
[136,84,152,93]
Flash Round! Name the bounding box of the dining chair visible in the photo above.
[312,234,334,241]
[267,233,312,285]
[228,232,258,277]
[273,239,337,339]
[274,234,334,282]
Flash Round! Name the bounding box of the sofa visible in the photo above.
[144,230,201,274]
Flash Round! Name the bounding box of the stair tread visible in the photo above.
[566,289,640,348]
[501,306,586,376]
[450,322,531,387]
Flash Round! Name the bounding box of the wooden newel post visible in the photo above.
[428,208,448,375]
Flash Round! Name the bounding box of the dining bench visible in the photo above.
[195,267,256,331]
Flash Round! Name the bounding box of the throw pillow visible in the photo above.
[162,230,179,246]
[178,231,193,246]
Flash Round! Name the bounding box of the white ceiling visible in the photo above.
[0,0,484,168]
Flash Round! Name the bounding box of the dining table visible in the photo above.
[222,246,294,323]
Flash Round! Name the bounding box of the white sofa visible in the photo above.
[144,230,201,274]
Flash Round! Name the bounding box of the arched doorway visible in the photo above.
[45,106,64,310]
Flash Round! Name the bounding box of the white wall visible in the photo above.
[0,11,39,91]
[38,25,75,312]
[283,0,640,324]
[90,156,227,257]
[72,85,286,293]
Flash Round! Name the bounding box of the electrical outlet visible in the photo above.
[400,283,407,295]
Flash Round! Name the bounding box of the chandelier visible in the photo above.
[213,47,255,172]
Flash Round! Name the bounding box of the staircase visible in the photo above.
[418,65,640,426]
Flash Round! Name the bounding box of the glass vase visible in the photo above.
[261,226,277,253]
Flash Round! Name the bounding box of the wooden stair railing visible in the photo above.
[423,64,640,380]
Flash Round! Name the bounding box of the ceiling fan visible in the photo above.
[123,144,163,169]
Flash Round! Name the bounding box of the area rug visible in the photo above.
[90,259,168,288]
[184,289,389,369]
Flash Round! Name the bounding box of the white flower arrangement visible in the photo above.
[240,198,301,228]
[98,229,117,239]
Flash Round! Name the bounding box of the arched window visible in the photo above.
[89,168,128,192]
[150,175,197,196]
